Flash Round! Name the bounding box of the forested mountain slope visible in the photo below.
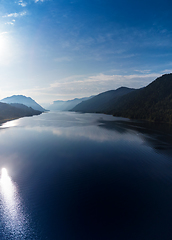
[108,73,172,122]
[0,102,41,122]
[72,87,135,113]
[72,73,172,123]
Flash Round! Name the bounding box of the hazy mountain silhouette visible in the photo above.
[72,74,172,123]
[1,95,46,112]
[49,96,93,111]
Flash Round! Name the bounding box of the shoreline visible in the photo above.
[0,112,43,126]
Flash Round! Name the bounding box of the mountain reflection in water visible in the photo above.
[99,118,172,157]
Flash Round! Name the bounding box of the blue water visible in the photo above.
[0,111,171,240]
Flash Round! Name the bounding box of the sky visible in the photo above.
[0,0,172,105]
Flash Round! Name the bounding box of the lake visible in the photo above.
[0,111,171,240]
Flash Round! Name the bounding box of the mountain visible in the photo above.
[72,87,135,113]
[72,73,172,123]
[10,103,42,115]
[107,73,172,123]
[0,102,41,122]
[48,96,93,111]
[1,95,46,112]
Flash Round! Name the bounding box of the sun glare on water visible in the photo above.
[0,168,14,198]
[0,119,19,128]
[0,167,30,238]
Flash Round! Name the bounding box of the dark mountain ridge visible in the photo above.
[0,102,41,123]
[72,73,172,123]
[10,103,42,116]
[72,87,135,113]
[108,73,172,122]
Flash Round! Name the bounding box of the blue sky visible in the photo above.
[0,0,172,104]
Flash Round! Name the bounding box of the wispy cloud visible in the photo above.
[3,11,27,18]
[5,22,14,25]
[134,70,151,74]
[42,72,160,101]
[34,0,44,3]
[161,69,172,74]
[0,32,8,35]
[5,19,15,25]
[5,71,166,104]
[18,0,27,7]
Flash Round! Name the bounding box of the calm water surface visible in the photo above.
[0,111,171,240]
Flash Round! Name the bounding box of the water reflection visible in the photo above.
[0,120,19,129]
[0,112,171,239]
[0,168,29,239]
[99,119,172,157]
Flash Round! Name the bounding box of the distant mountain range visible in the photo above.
[72,73,172,123]
[1,95,46,112]
[48,96,93,111]
[1,73,172,124]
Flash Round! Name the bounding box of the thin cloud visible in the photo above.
[50,73,160,89]
[6,73,162,103]
[8,72,164,104]
[45,72,160,101]
[3,11,27,18]
[5,22,14,25]
[162,69,172,74]
[0,32,8,35]
[5,19,15,25]
[18,0,27,7]
[134,70,151,74]
[35,0,44,3]
[3,13,19,18]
